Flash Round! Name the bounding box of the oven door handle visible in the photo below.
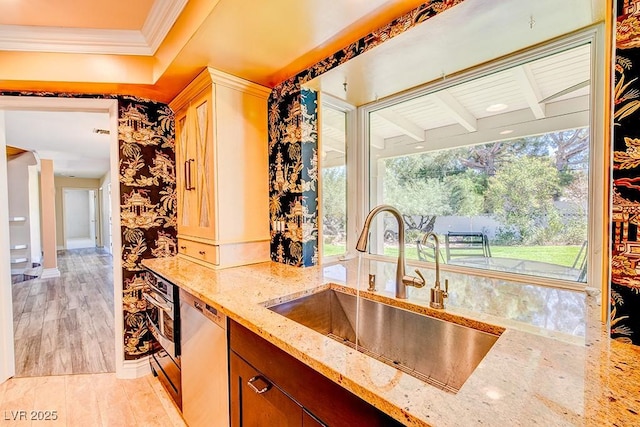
[144,292,171,313]
[146,313,177,357]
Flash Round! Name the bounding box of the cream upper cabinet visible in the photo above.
[170,68,271,268]
[175,89,216,239]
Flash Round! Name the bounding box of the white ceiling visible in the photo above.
[5,110,111,179]
[315,0,601,166]
[307,0,602,106]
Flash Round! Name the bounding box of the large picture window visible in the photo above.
[317,32,602,287]
[364,42,592,284]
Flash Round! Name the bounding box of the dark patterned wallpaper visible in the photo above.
[118,97,177,359]
[0,91,177,360]
[611,0,640,346]
[268,0,466,266]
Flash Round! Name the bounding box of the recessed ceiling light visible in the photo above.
[499,130,514,135]
[415,145,424,149]
[486,103,508,112]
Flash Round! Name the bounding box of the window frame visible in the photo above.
[351,26,605,291]
[318,92,357,264]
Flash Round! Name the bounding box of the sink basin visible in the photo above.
[268,288,500,393]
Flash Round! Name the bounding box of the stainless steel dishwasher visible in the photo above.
[180,288,229,427]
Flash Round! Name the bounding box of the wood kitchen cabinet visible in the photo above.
[229,320,402,427]
[171,68,271,268]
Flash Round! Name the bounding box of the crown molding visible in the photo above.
[0,0,188,56]
[142,0,189,54]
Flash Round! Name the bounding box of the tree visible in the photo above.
[460,142,506,176]
[549,128,589,172]
[486,156,561,244]
[444,170,486,216]
[383,170,452,241]
[321,166,347,243]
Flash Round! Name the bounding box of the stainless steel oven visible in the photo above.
[144,271,182,409]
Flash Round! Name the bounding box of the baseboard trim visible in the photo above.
[40,268,60,279]
[118,356,151,379]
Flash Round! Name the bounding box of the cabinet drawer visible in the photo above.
[178,239,219,265]
[230,352,303,427]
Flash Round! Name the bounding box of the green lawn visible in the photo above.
[323,244,583,268]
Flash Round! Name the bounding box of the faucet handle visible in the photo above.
[414,269,426,285]
[403,269,426,289]
[430,278,448,310]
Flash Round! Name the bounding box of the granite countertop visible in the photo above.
[142,256,640,426]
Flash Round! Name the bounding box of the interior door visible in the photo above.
[63,189,96,249]
[89,189,97,246]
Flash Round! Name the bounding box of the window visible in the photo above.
[358,38,598,285]
[320,101,349,259]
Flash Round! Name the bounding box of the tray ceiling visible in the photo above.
[0,0,187,55]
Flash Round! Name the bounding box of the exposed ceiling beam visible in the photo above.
[322,135,346,153]
[372,96,589,159]
[370,133,386,150]
[373,109,425,142]
[430,89,477,132]
[512,64,546,119]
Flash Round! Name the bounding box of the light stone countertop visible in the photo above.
[142,256,640,427]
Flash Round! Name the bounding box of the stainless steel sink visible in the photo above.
[268,288,500,393]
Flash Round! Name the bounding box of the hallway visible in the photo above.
[12,248,115,377]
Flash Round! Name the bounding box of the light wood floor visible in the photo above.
[12,248,115,377]
[0,373,186,426]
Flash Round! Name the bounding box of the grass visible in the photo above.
[323,243,583,268]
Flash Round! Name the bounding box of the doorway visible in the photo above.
[0,97,122,382]
[63,188,99,250]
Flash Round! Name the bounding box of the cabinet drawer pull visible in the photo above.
[247,376,271,394]
[180,246,186,250]
[198,250,206,255]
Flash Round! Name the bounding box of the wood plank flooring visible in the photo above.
[0,373,186,427]
[12,248,115,377]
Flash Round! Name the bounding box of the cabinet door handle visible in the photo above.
[185,159,195,191]
[198,250,206,255]
[247,376,271,394]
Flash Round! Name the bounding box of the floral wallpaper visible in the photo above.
[611,0,640,346]
[268,0,466,266]
[118,97,177,359]
[0,90,177,359]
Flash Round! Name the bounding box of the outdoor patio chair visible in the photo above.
[444,231,492,262]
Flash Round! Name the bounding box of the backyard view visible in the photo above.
[322,128,589,282]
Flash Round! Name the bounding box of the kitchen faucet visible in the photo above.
[356,205,425,299]
[419,232,448,309]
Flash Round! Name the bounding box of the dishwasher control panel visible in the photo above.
[180,289,226,329]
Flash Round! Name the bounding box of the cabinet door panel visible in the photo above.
[230,352,302,427]
[175,109,191,230]
[176,89,217,240]
[193,93,214,232]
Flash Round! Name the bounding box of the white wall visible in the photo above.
[27,164,41,264]
[0,111,16,382]
[7,152,38,272]
[99,172,112,254]
[64,189,91,239]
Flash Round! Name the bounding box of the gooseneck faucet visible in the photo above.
[420,232,448,309]
[356,205,425,299]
